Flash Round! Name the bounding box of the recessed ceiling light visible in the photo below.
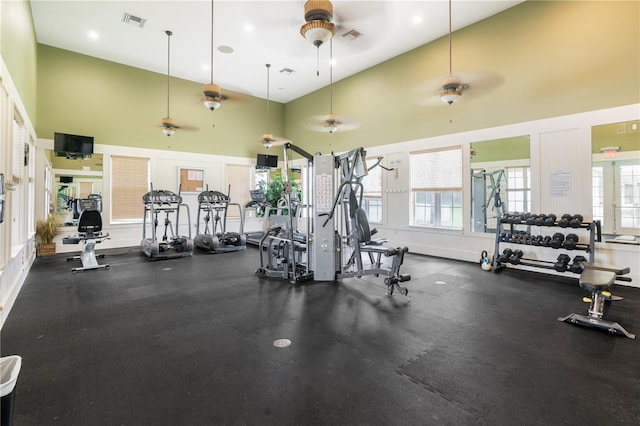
[88,30,99,40]
[217,45,234,54]
[244,23,254,33]
[412,15,423,25]
[202,64,209,71]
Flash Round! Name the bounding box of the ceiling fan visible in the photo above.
[201,0,225,111]
[439,0,467,105]
[300,0,336,77]
[412,0,504,107]
[305,39,359,134]
[259,64,288,149]
[159,30,195,136]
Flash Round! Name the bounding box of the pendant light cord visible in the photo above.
[266,63,271,133]
[448,0,452,76]
[166,30,172,117]
[210,0,214,84]
[329,38,333,114]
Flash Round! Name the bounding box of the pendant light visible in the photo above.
[161,30,176,136]
[262,64,274,148]
[300,0,336,76]
[201,0,223,110]
[324,38,338,133]
[259,64,288,148]
[440,0,463,105]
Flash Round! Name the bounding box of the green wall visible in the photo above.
[36,45,284,159]
[284,1,640,153]
[470,136,530,164]
[22,0,640,159]
[1,0,38,122]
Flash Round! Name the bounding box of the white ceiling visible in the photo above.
[30,0,524,104]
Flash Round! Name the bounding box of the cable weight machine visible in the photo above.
[256,143,411,296]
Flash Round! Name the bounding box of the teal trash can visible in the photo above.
[1,355,22,426]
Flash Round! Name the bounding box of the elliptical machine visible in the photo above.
[141,184,194,259]
[194,187,246,253]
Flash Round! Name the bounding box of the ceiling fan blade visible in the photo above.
[413,71,504,106]
[304,114,360,133]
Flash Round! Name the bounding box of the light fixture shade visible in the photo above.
[262,134,273,149]
[202,96,221,111]
[440,86,462,105]
[161,117,176,136]
[300,20,336,47]
[202,84,222,110]
[324,114,339,133]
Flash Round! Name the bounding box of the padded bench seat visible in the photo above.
[579,269,616,293]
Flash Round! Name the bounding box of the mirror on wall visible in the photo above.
[591,120,640,240]
[470,135,530,233]
[51,153,103,226]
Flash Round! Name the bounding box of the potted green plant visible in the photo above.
[35,215,60,256]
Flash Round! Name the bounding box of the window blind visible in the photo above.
[111,155,149,220]
[410,147,462,191]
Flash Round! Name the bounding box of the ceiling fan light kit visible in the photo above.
[202,0,223,111]
[300,0,336,47]
[438,0,468,106]
[161,117,176,137]
[201,83,222,110]
[161,30,175,136]
[262,134,274,149]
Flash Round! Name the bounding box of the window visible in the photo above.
[410,147,463,229]
[592,166,604,223]
[593,161,640,235]
[505,166,531,213]
[111,155,149,222]
[361,158,383,223]
[620,164,640,229]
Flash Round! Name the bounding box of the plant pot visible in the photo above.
[36,243,56,257]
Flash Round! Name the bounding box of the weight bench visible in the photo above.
[558,263,635,339]
[354,208,411,296]
[63,209,110,273]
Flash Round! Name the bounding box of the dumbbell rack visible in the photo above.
[492,214,601,274]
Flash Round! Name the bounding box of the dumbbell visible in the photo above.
[541,235,552,247]
[525,214,538,225]
[534,214,547,226]
[499,214,511,223]
[508,249,524,264]
[563,233,579,250]
[509,213,524,224]
[558,214,572,228]
[569,255,587,274]
[498,248,513,263]
[554,254,571,272]
[569,214,584,228]
[531,235,544,246]
[543,213,557,226]
[550,232,565,249]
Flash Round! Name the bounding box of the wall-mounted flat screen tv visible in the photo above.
[54,132,94,155]
[256,154,278,169]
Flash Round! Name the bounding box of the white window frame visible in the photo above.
[410,147,463,229]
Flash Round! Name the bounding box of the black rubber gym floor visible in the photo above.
[2,247,639,425]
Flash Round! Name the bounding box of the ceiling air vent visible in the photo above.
[280,68,295,76]
[122,13,147,28]
[342,29,363,41]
